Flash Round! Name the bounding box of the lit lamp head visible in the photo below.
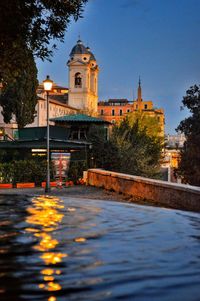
[43,75,53,91]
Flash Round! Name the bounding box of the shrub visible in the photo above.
[68,160,87,182]
[0,159,53,186]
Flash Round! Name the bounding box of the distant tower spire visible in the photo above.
[137,76,142,102]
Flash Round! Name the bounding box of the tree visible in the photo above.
[111,118,162,178]
[127,110,163,139]
[0,0,87,127]
[176,85,200,185]
[0,0,88,84]
[88,126,120,170]
[0,49,38,128]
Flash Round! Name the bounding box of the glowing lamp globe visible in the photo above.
[43,75,53,91]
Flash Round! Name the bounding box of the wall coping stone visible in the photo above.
[88,169,200,194]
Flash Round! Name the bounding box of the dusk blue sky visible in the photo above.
[37,0,200,134]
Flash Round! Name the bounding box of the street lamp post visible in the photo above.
[43,75,53,193]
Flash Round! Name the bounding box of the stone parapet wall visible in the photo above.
[87,169,200,212]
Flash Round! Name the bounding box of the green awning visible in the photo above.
[50,113,110,124]
[0,138,90,151]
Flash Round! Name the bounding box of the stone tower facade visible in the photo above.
[67,39,99,116]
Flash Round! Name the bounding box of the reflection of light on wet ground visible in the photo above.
[2,195,200,301]
[48,296,56,301]
[25,195,67,298]
[34,233,58,251]
[74,237,87,243]
[41,252,67,264]
[67,207,76,212]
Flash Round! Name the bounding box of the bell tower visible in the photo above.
[67,39,99,115]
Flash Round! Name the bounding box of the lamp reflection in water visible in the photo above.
[25,195,67,301]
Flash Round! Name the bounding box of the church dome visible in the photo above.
[86,46,96,61]
[70,39,90,56]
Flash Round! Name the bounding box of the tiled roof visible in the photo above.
[108,99,129,103]
[37,84,68,90]
[0,139,90,150]
[49,94,68,104]
[50,114,110,124]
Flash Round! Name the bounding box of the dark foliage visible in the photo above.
[0,49,38,128]
[0,0,87,127]
[0,159,54,185]
[87,122,162,179]
[88,126,120,170]
[0,0,88,83]
[68,160,87,182]
[111,118,162,178]
[176,85,200,185]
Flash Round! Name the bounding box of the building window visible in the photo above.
[112,109,115,116]
[136,105,138,110]
[127,109,130,113]
[120,109,123,116]
[75,72,82,88]
[144,104,148,110]
[101,109,104,115]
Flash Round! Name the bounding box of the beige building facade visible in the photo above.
[27,97,77,128]
[98,79,165,137]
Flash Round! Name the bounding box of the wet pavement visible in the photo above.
[0,194,200,301]
[0,185,169,210]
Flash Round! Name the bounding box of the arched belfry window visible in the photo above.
[75,72,82,88]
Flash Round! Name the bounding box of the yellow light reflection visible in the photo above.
[48,296,56,301]
[25,195,66,296]
[67,207,76,212]
[41,269,54,276]
[34,233,58,251]
[74,237,86,243]
[44,276,55,282]
[46,282,61,291]
[41,252,67,265]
